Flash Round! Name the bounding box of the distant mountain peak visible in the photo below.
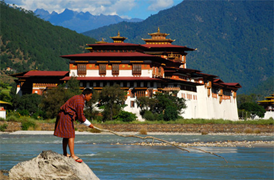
[34,8,143,33]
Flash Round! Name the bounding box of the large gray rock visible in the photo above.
[9,150,100,180]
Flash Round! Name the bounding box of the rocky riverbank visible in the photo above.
[112,140,274,148]
[0,121,274,134]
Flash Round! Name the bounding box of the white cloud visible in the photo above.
[9,0,136,15]
[5,0,179,19]
[147,0,174,11]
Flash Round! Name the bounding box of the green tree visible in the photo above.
[40,85,65,118]
[239,102,266,118]
[0,92,12,103]
[98,84,126,121]
[136,96,158,116]
[67,77,82,95]
[84,90,99,121]
[237,93,262,108]
[137,92,186,121]
[40,78,81,118]
[113,111,137,122]
[153,92,186,115]
[16,94,42,115]
[163,106,178,121]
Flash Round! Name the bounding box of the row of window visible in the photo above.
[77,64,142,76]
[93,49,136,53]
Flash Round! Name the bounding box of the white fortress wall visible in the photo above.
[190,85,239,120]
[179,90,198,119]
[221,96,239,121]
[195,85,212,119]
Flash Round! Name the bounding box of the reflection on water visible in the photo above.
[0,134,274,180]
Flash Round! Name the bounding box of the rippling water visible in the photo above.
[0,134,274,180]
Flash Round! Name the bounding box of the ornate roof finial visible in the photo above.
[158,27,160,33]
[110,31,127,43]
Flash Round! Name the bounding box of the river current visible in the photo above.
[0,134,274,180]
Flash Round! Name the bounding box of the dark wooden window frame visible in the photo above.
[132,64,141,75]
[112,64,119,75]
[99,64,106,75]
[77,64,86,76]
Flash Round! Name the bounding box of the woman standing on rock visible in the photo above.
[54,88,94,163]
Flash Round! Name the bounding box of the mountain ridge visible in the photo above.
[34,8,143,33]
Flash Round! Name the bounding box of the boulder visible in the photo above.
[9,150,100,180]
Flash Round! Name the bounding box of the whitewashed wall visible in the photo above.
[193,85,239,120]
[0,110,6,119]
[263,111,274,119]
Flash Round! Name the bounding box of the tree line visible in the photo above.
[1,77,267,121]
[4,78,187,122]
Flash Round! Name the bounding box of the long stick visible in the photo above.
[93,126,228,163]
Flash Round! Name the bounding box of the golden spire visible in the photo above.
[110,31,127,43]
[158,27,160,33]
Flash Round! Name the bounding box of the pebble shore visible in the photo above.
[1,131,273,148]
[111,140,274,148]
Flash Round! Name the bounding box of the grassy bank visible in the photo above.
[97,118,274,125]
[1,115,274,125]
[1,116,273,127]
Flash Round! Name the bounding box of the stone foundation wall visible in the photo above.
[0,121,273,133]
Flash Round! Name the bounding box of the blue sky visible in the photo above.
[5,0,183,19]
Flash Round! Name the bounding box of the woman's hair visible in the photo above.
[82,88,93,95]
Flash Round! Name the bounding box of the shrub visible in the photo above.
[6,115,18,122]
[244,127,253,134]
[114,111,137,122]
[31,110,46,120]
[143,111,155,121]
[201,129,208,135]
[0,117,6,121]
[139,127,148,135]
[17,109,30,116]
[95,115,103,122]
[253,128,261,134]
[155,113,163,121]
[7,110,20,118]
[0,124,8,131]
[21,118,36,130]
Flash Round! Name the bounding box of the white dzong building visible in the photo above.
[11,29,241,120]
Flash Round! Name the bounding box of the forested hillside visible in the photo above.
[83,0,274,94]
[0,1,97,72]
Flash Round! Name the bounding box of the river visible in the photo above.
[0,134,274,180]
